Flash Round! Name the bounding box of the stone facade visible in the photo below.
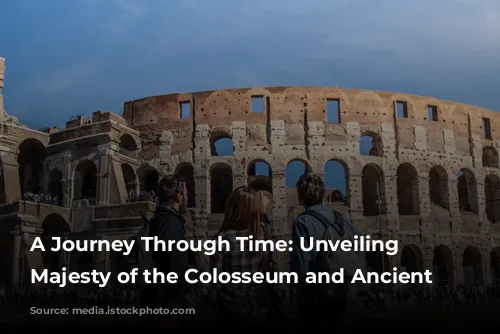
[0,58,499,289]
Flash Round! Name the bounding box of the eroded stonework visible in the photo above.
[0,57,499,288]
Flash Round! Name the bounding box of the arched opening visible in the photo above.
[429,166,449,209]
[18,139,46,195]
[210,131,233,156]
[482,146,499,168]
[401,245,424,273]
[462,246,483,286]
[365,250,390,290]
[362,164,386,216]
[119,134,138,152]
[432,245,455,287]
[176,163,195,208]
[248,160,273,211]
[48,169,63,206]
[138,166,159,201]
[285,159,311,188]
[360,132,383,157]
[73,160,97,201]
[121,164,136,201]
[491,248,500,287]
[457,169,478,213]
[210,163,232,213]
[396,163,419,215]
[41,213,70,272]
[70,250,94,275]
[324,159,348,205]
[485,174,500,224]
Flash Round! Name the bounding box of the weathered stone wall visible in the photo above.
[125,86,500,286]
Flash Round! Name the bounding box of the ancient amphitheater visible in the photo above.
[0,57,499,289]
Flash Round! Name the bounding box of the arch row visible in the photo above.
[368,243,499,287]
[9,137,500,224]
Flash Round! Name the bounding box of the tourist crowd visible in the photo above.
[21,192,61,206]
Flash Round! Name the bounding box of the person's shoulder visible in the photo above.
[292,211,310,228]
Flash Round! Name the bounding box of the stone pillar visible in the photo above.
[97,147,111,206]
[11,231,22,289]
[482,248,491,286]
[448,178,461,234]
[476,178,489,234]
[347,173,364,228]
[0,151,21,203]
[454,250,464,286]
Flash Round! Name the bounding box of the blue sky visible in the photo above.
[1,0,499,190]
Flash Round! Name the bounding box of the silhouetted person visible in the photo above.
[210,186,271,328]
[290,173,349,330]
[142,174,195,328]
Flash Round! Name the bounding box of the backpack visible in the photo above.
[115,211,156,291]
[303,210,369,302]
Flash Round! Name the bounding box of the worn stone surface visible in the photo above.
[1,64,500,288]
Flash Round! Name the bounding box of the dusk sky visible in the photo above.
[1,0,499,189]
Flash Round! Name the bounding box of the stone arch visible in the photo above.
[42,213,70,272]
[462,246,483,286]
[485,174,500,224]
[119,134,138,151]
[121,164,136,198]
[210,130,233,156]
[48,168,63,205]
[482,146,499,168]
[138,165,159,199]
[400,244,424,273]
[248,160,272,211]
[210,163,232,214]
[429,166,449,209]
[73,160,98,201]
[396,163,419,215]
[176,163,195,208]
[491,248,500,287]
[432,245,455,287]
[285,159,312,188]
[362,163,386,216]
[17,138,46,195]
[324,159,349,204]
[360,131,383,157]
[457,168,478,214]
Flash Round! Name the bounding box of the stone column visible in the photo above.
[0,151,21,202]
[448,178,461,234]
[97,147,111,206]
[347,173,364,228]
[482,248,490,286]
[11,230,22,289]
[476,178,489,234]
[454,250,464,286]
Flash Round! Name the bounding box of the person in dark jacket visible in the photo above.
[290,173,348,330]
[143,174,196,327]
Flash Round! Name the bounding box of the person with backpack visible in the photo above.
[290,173,367,330]
[141,174,196,327]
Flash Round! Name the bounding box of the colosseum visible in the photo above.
[0,57,499,290]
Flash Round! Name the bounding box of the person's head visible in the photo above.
[296,173,325,208]
[157,174,188,213]
[220,186,261,236]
